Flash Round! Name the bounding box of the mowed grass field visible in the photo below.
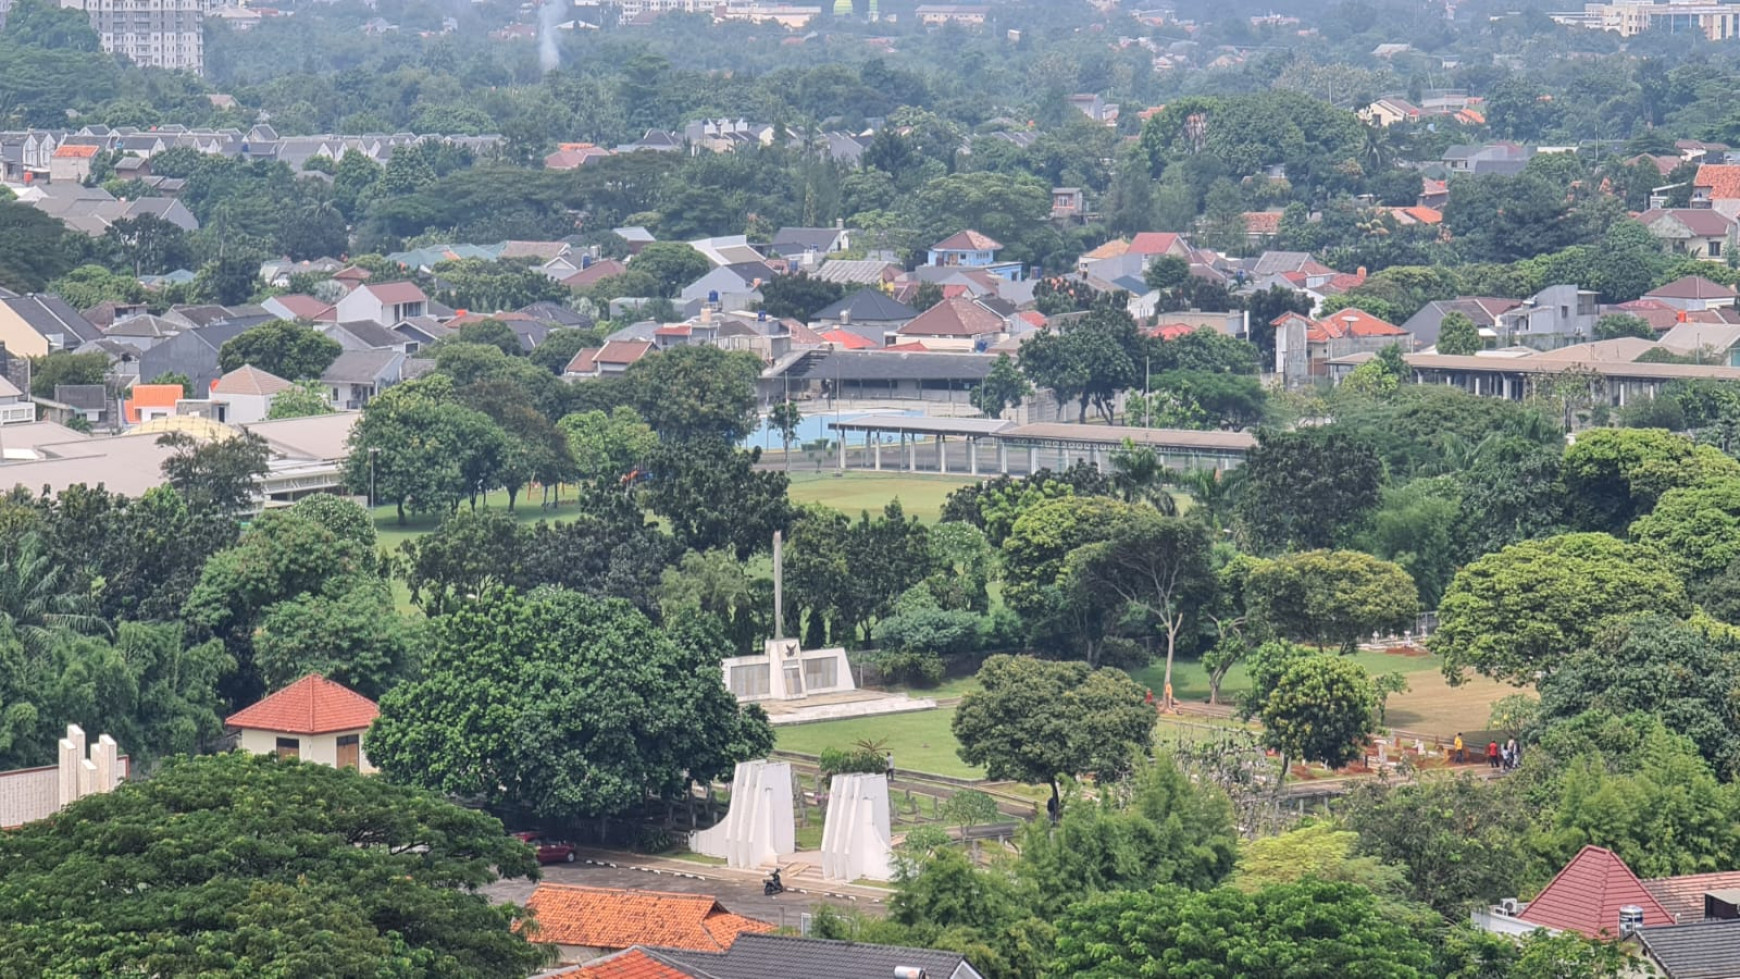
[786,471,976,523]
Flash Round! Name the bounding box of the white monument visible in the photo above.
[1,726,124,829]
[721,530,856,703]
[819,772,895,882]
[689,759,796,869]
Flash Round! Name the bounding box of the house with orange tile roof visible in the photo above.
[226,674,380,772]
[1475,845,1675,939]
[50,144,100,184]
[123,383,184,425]
[896,296,1008,351]
[518,883,773,965]
[1645,869,1740,922]
[1274,307,1412,382]
[563,340,653,378]
[926,230,1023,280]
[1693,163,1740,218]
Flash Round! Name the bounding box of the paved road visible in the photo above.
[482,861,882,928]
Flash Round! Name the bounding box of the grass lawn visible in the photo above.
[1127,647,1446,706]
[776,708,983,779]
[367,489,577,554]
[786,471,975,524]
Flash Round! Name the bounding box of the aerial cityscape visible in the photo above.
[3,0,1740,975]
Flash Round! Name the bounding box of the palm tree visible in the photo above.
[0,534,108,657]
[1110,440,1178,515]
[1168,466,1246,530]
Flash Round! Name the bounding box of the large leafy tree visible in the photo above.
[1433,532,1689,685]
[1066,513,1214,707]
[559,406,657,485]
[1243,549,1419,652]
[952,654,1155,813]
[0,752,549,978]
[641,439,791,560]
[625,345,762,442]
[1343,774,1536,917]
[1436,311,1482,356]
[217,321,345,379]
[1630,476,1740,585]
[1017,306,1144,423]
[1538,616,1740,778]
[628,241,711,297]
[342,376,510,523]
[1257,654,1379,775]
[1000,495,1140,666]
[1560,427,1739,535]
[1237,427,1382,552]
[1048,880,1435,979]
[368,586,773,822]
[1016,757,1238,915]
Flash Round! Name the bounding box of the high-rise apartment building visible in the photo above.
[58,0,205,75]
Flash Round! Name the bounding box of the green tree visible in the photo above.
[559,406,657,484]
[1258,654,1379,776]
[1017,306,1144,423]
[1343,774,1536,916]
[342,376,507,523]
[1066,513,1213,708]
[1560,427,1738,534]
[1016,757,1238,914]
[253,583,416,701]
[1631,476,1740,584]
[1234,823,1406,896]
[971,352,1031,419]
[47,263,145,309]
[952,654,1155,814]
[368,586,773,823]
[1238,427,1382,552]
[629,241,711,297]
[1433,532,1690,685]
[26,350,108,399]
[218,321,344,380]
[1243,549,1420,652]
[1436,311,1483,356]
[1439,926,1635,979]
[756,272,845,320]
[626,345,762,442]
[940,788,1000,838]
[1537,615,1740,779]
[1352,477,1463,608]
[265,379,335,419]
[1593,312,1655,340]
[1000,495,1139,666]
[641,439,791,560]
[1048,880,1435,979]
[158,430,269,524]
[530,326,604,376]
[767,399,802,471]
[0,752,548,977]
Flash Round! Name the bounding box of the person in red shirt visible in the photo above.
[1487,740,1500,769]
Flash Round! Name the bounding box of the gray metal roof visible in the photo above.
[1001,422,1257,452]
[831,416,1012,436]
[815,289,917,323]
[1638,918,1740,979]
[657,933,979,979]
[0,295,102,345]
[781,349,995,382]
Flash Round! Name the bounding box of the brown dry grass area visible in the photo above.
[1383,669,1522,736]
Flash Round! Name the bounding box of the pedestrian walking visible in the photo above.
[1504,738,1519,771]
[1452,733,1464,763]
[1487,740,1500,769]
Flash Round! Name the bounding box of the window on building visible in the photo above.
[275,736,299,760]
[728,663,770,698]
[336,734,360,770]
[1712,241,1723,258]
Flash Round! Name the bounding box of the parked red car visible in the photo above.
[513,831,576,864]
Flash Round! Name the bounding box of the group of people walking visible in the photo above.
[1452,733,1519,771]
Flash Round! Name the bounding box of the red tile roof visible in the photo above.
[819,329,876,349]
[1637,209,1736,237]
[54,145,100,159]
[597,340,652,366]
[1697,164,1740,201]
[551,948,691,979]
[272,294,335,321]
[1243,211,1283,235]
[1147,323,1200,341]
[1080,239,1132,262]
[1128,232,1185,256]
[882,341,933,352]
[1518,846,1674,939]
[519,884,772,953]
[1645,870,1740,922]
[1649,275,1739,300]
[932,229,1002,252]
[211,365,293,397]
[1306,307,1407,343]
[1018,310,1047,328]
[226,674,379,735]
[899,296,1005,338]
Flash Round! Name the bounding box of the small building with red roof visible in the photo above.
[1477,845,1676,939]
[1274,307,1412,381]
[226,673,380,772]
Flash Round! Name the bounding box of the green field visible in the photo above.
[1127,648,1445,705]
[785,471,975,523]
[775,708,983,779]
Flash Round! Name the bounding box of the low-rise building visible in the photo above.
[519,884,772,965]
[225,674,379,772]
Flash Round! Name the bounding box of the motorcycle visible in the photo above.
[763,869,785,896]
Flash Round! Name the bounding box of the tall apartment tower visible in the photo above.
[59,0,205,75]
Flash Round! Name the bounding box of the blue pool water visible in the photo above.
[741,407,923,451]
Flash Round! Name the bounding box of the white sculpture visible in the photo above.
[819,773,894,882]
[689,760,796,869]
